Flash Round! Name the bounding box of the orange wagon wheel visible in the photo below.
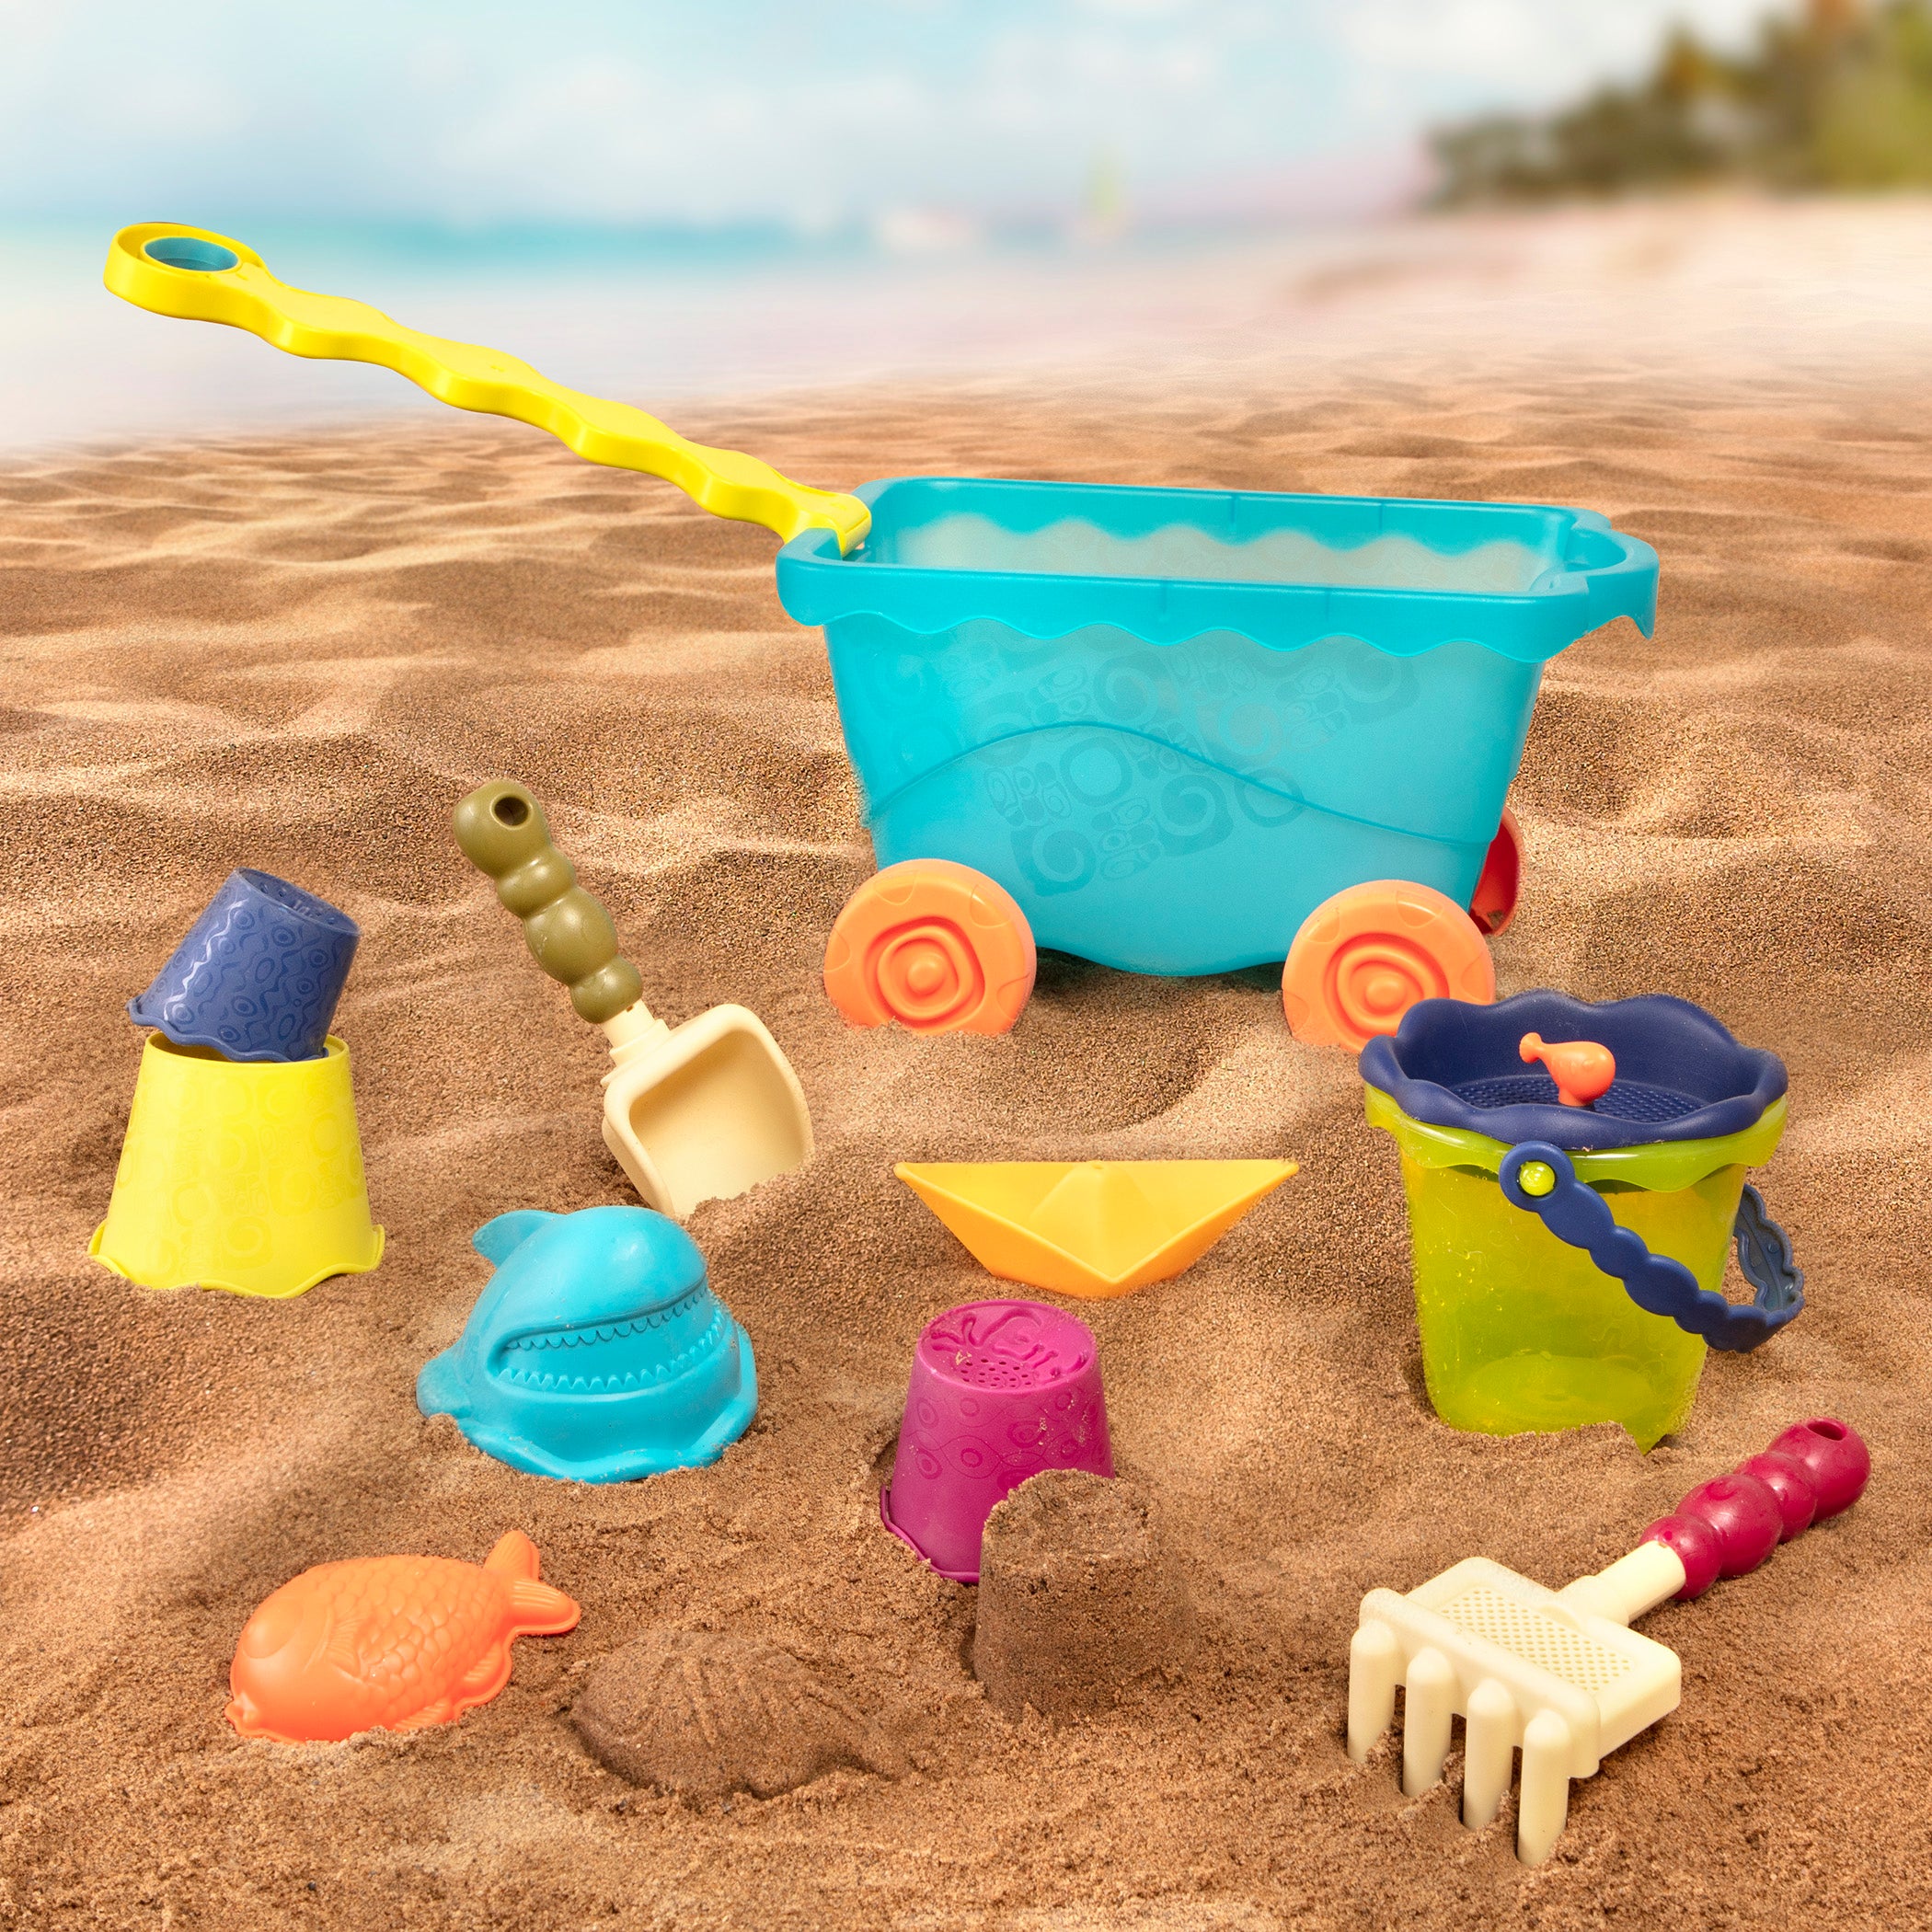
[1467,806,1524,937]
[1281,880,1495,1051]
[823,859,1037,1036]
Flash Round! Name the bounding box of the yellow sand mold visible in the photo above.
[894,1159,1297,1299]
[91,1034,385,1299]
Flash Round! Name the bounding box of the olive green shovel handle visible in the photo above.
[452,776,816,1222]
[453,782,645,1027]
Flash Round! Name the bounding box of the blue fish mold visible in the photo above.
[417,1206,757,1483]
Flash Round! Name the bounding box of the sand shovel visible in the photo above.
[454,781,812,1220]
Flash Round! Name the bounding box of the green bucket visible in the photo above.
[1361,992,1800,1453]
[1367,1086,1787,1449]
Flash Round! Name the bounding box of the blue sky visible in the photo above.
[6,0,1777,229]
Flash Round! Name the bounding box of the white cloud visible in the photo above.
[1070,0,1196,16]
[1332,0,1774,92]
[0,0,1784,225]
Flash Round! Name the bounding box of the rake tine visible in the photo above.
[1461,1678,1516,1830]
[1400,1647,1455,1797]
[1346,1619,1400,1763]
[1517,1709,1574,1865]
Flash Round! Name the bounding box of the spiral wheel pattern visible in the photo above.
[1281,880,1495,1051]
[823,860,1036,1035]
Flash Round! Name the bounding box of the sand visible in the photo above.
[7,213,1932,1927]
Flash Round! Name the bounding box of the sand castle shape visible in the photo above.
[92,1033,384,1299]
[894,1159,1296,1298]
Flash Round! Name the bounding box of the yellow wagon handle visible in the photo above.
[103,223,872,554]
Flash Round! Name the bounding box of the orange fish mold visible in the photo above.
[226,1530,581,1743]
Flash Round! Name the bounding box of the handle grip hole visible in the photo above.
[144,236,240,273]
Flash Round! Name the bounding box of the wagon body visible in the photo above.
[104,222,1661,1041]
[777,478,1656,978]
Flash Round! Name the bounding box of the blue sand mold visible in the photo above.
[128,867,360,1064]
[416,1205,756,1484]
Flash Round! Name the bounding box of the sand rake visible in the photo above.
[1346,1418,1869,1864]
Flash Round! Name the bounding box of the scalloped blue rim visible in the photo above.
[122,1003,333,1062]
[776,477,1658,664]
[1360,991,1787,1149]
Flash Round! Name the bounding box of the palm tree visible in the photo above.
[1431,0,1932,202]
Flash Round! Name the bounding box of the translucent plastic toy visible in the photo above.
[1362,992,1800,1450]
[1348,1418,1869,1865]
[894,1159,1297,1298]
[91,1033,383,1298]
[107,224,1657,1051]
[227,1530,580,1742]
[882,1299,1113,1581]
[416,1206,756,1482]
[452,780,811,1220]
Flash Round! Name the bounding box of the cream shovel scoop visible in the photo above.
[453,781,812,1219]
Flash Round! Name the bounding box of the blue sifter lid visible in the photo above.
[1359,991,1786,1150]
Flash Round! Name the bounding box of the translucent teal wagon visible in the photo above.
[781,477,1655,1043]
[109,223,1659,1048]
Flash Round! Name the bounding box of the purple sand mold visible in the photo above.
[882,1299,1114,1583]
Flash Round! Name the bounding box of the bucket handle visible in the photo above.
[1497,1141,1803,1353]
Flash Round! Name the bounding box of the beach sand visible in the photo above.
[6,204,1932,1926]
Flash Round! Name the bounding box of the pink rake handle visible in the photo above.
[1575,1417,1870,1627]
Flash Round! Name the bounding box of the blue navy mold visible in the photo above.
[129,867,359,1064]
[1360,990,1787,1151]
[416,1205,755,1484]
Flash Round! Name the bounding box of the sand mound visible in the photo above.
[974,1470,1190,1721]
[572,1629,904,1799]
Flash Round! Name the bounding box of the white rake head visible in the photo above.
[1346,1417,1869,1865]
[1350,1542,1684,1864]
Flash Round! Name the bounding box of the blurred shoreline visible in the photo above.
[9,194,1932,458]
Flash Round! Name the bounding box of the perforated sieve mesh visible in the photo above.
[1451,1074,1700,1123]
[922,1305,1089,1388]
[941,1348,1067,1389]
[1434,1584,1633,1695]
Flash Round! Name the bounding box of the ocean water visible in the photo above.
[16,201,1932,462]
[0,220,1295,457]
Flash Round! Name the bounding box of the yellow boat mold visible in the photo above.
[894,1159,1297,1299]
